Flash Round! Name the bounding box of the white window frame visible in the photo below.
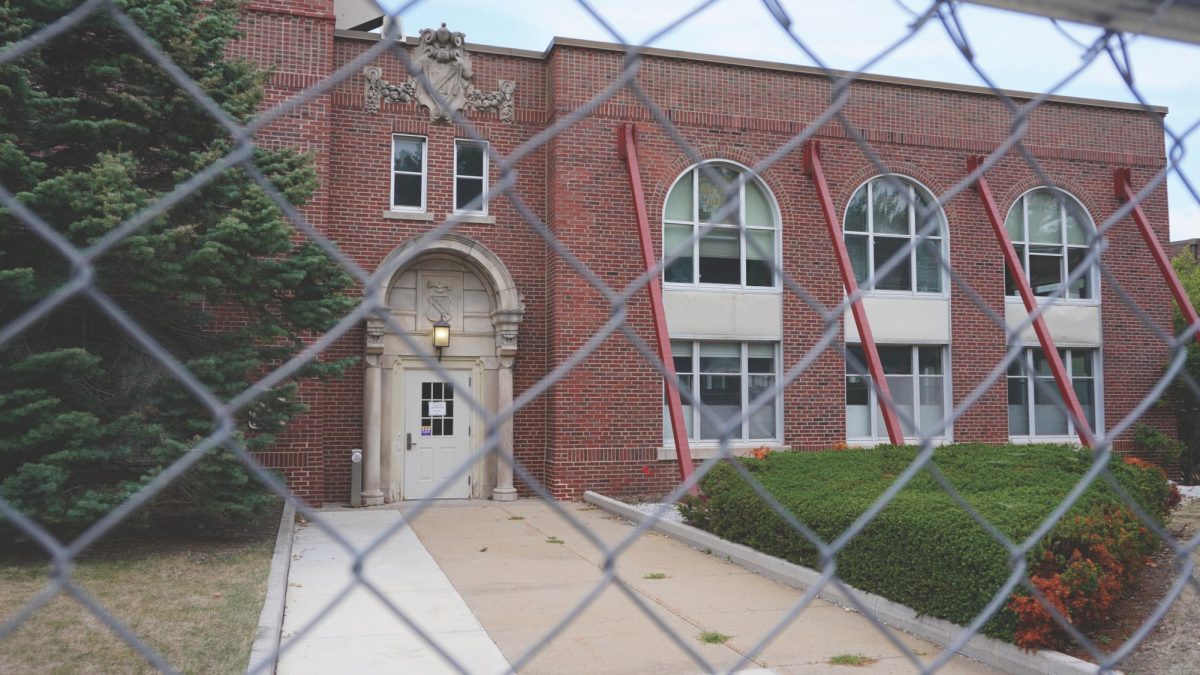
[390,134,427,212]
[453,139,488,215]
[662,160,781,291]
[842,175,949,298]
[1004,187,1098,305]
[844,343,952,443]
[1007,347,1102,442]
[663,340,782,445]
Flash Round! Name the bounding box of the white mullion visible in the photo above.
[693,170,700,285]
[741,343,749,440]
[1065,348,1075,438]
[1026,349,1036,437]
[739,181,747,287]
[909,185,918,293]
[911,346,919,436]
[867,182,875,289]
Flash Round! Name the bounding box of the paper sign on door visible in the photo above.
[428,401,447,417]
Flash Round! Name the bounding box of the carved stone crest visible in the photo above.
[363,23,515,123]
[425,279,455,323]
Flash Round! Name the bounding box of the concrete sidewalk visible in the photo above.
[278,510,509,674]
[412,500,997,674]
[278,502,997,674]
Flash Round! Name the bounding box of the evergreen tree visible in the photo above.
[0,0,355,531]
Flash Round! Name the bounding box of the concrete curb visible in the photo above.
[584,491,1113,675]
[246,499,297,675]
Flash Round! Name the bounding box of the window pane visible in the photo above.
[878,346,912,375]
[873,237,912,291]
[1034,378,1069,435]
[1027,190,1062,244]
[876,374,915,436]
[698,228,740,285]
[846,375,871,436]
[918,376,944,435]
[915,238,942,293]
[748,343,774,373]
[918,347,942,375]
[1008,377,1029,435]
[845,346,869,376]
[1067,247,1090,300]
[745,180,772,227]
[871,180,910,235]
[455,141,484,176]
[665,172,693,221]
[699,342,739,373]
[1005,197,1024,242]
[394,137,423,172]
[1029,250,1062,296]
[748,375,775,438]
[1005,244,1024,296]
[456,177,483,211]
[1031,349,1052,377]
[845,188,868,232]
[1065,201,1089,245]
[846,234,869,285]
[393,174,421,208]
[699,374,741,439]
[746,229,774,287]
[697,165,740,224]
[664,224,693,283]
[1071,350,1092,377]
[914,188,941,235]
[1074,378,1096,430]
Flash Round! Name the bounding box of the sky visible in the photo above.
[379,0,1200,239]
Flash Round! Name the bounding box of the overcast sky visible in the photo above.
[379,0,1200,239]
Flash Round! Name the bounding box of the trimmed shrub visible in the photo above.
[679,444,1172,646]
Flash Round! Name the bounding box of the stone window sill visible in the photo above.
[382,209,434,222]
[453,213,496,225]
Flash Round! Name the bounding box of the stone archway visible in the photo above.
[361,234,523,504]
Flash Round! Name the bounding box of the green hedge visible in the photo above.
[678,444,1170,640]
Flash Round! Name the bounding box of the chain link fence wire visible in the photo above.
[2,0,1200,672]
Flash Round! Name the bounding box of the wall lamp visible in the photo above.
[432,318,450,361]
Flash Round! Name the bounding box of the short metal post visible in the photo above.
[350,448,363,507]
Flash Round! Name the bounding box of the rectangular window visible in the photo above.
[392,135,427,211]
[454,139,488,214]
[1007,348,1098,438]
[664,341,779,443]
[845,344,948,441]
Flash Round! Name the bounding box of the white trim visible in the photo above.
[844,344,952,442]
[390,133,427,213]
[1005,346,1102,440]
[842,174,950,298]
[661,159,782,290]
[453,138,489,215]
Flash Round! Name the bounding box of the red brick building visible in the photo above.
[233,2,1175,506]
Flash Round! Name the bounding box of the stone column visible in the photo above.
[362,323,385,506]
[491,310,523,502]
[379,355,394,503]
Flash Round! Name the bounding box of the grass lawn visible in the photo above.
[0,510,279,674]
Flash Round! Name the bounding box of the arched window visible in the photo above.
[843,176,947,294]
[1004,188,1095,300]
[663,161,778,287]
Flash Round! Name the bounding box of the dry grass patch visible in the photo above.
[829,653,878,666]
[0,516,277,674]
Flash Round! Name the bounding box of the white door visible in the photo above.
[403,369,471,499]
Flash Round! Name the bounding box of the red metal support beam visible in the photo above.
[966,156,1094,448]
[803,141,905,446]
[618,124,696,493]
[1113,168,1200,343]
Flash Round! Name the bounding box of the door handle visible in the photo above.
[406,432,414,450]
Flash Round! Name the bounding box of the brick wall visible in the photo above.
[231,10,1176,503]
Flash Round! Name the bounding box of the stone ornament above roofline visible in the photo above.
[364,22,516,123]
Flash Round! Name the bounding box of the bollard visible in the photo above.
[350,448,363,507]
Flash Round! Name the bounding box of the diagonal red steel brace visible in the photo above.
[803,141,905,446]
[966,156,1094,448]
[1113,168,1200,344]
[618,124,696,493]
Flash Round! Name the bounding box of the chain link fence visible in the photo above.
[2,0,1199,673]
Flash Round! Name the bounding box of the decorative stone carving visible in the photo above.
[492,307,524,358]
[363,23,516,123]
[366,321,386,354]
